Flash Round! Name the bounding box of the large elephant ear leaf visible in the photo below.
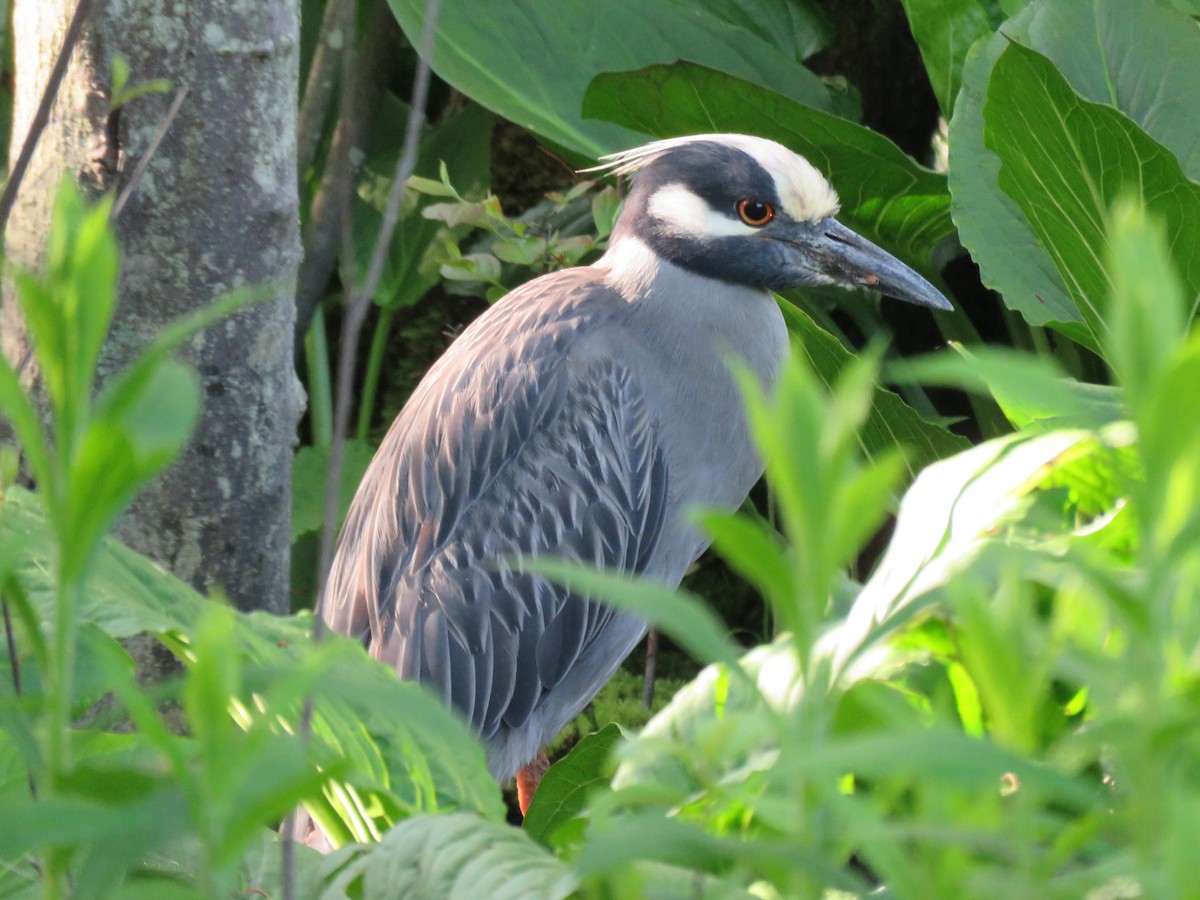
[948,0,1200,351]
[385,0,838,158]
[982,42,1200,354]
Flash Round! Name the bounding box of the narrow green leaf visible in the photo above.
[1105,199,1189,408]
[528,559,748,676]
[780,301,969,476]
[696,510,794,610]
[893,344,1125,431]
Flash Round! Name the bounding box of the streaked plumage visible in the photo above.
[320,134,950,799]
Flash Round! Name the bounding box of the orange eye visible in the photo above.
[737,198,775,227]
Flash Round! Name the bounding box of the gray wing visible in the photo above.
[321,274,668,741]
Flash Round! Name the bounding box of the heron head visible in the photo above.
[593,134,952,311]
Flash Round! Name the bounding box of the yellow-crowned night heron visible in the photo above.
[321,134,951,813]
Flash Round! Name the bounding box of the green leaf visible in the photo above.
[1105,199,1190,408]
[386,0,837,158]
[13,185,118,459]
[610,636,799,796]
[821,428,1120,681]
[584,62,954,270]
[320,812,577,900]
[0,352,52,494]
[349,99,493,310]
[949,0,1200,345]
[696,510,794,612]
[894,344,1125,431]
[111,55,129,100]
[899,0,994,117]
[61,361,199,583]
[982,42,1200,354]
[780,301,969,476]
[1,485,209,637]
[523,724,622,846]
[291,440,376,540]
[308,644,505,829]
[527,560,748,676]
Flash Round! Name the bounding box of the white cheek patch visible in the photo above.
[646,183,757,238]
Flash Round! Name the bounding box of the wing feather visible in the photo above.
[321,271,669,753]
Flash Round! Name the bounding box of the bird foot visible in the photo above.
[516,750,551,816]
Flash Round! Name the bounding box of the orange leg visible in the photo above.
[516,750,550,816]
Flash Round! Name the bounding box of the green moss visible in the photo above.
[548,667,688,758]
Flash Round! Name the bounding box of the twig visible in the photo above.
[293,0,400,345]
[315,1,440,617]
[0,0,109,238]
[642,628,658,709]
[296,0,350,177]
[110,85,189,219]
[280,2,441,891]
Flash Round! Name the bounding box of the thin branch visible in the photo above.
[281,2,441,889]
[296,0,351,178]
[110,85,188,219]
[0,0,109,238]
[642,628,658,709]
[315,0,441,621]
[293,0,400,345]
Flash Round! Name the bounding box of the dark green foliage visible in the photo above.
[3,0,1200,895]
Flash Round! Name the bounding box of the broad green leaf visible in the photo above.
[1,486,209,637]
[386,0,837,158]
[780,301,970,478]
[0,487,501,827]
[949,0,1200,345]
[899,0,994,117]
[0,789,188,864]
[349,99,493,309]
[292,440,376,540]
[523,724,622,846]
[317,812,577,900]
[584,62,955,270]
[983,43,1200,353]
[309,649,504,828]
[821,428,1126,681]
[610,636,800,796]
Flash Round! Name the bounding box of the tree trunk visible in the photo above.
[3,1,303,614]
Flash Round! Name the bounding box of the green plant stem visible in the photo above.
[356,306,394,443]
[305,307,334,450]
[44,575,82,895]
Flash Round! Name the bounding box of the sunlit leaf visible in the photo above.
[387,0,837,157]
[318,812,577,900]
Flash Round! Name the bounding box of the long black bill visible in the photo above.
[793,217,953,311]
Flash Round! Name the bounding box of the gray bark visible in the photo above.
[3,0,304,614]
